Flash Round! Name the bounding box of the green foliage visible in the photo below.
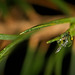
[0,1,8,16]
[0,17,75,75]
[0,0,75,75]
[50,0,71,15]
[70,52,75,75]
[0,34,18,40]
[14,0,33,11]
[0,32,37,61]
[0,0,33,17]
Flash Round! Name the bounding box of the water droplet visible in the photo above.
[55,46,62,53]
